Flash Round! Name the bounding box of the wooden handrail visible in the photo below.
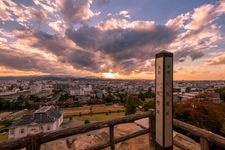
[86,128,150,150]
[0,110,225,150]
[173,119,225,149]
[0,111,154,150]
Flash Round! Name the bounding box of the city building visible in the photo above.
[30,84,42,94]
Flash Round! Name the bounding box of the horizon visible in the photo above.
[0,74,225,81]
[1,0,225,80]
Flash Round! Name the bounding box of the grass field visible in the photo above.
[64,104,124,116]
[12,110,32,121]
[74,112,125,121]
[0,132,8,141]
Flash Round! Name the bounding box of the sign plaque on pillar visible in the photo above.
[155,51,173,150]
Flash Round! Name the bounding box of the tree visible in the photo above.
[138,92,145,101]
[118,93,127,104]
[138,91,155,101]
[174,100,225,135]
[215,87,225,101]
[125,96,138,115]
[29,95,40,102]
[186,87,191,93]
[105,94,114,103]
[59,93,70,101]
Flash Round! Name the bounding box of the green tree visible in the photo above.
[138,92,145,101]
[144,91,155,98]
[215,87,225,101]
[59,93,70,101]
[118,93,127,104]
[105,94,114,103]
[29,95,40,102]
[186,87,191,93]
[174,100,225,135]
[125,96,138,115]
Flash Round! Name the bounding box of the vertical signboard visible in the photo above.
[155,51,173,150]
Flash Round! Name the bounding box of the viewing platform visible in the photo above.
[0,110,225,150]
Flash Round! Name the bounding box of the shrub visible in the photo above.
[1,119,13,127]
[84,119,90,124]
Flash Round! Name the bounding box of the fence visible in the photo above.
[0,110,225,150]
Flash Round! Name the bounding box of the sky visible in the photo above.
[0,0,225,80]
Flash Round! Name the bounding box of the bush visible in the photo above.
[1,119,13,127]
[84,119,90,124]
[143,100,155,111]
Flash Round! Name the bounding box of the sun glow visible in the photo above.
[102,72,119,79]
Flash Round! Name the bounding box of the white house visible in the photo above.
[8,106,63,139]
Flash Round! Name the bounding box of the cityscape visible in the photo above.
[0,76,225,149]
[0,0,225,150]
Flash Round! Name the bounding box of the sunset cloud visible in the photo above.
[66,23,176,74]
[0,0,225,79]
[206,53,225,65]
[119,10,130,18]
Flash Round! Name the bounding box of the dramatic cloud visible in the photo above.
[174,50,204,62]
[119,10,130,18]
[206,53,225,65]
[167,1,225,62]
[0,1,13,21]
[96,0,110,5]
[66,24,176,60]
[0,0,225,79]
[32,0,98,29]
[97,19,155,30]
[185,4,215,30]
[10,28,107,74]
[59,0,94,25]
[0,49,52,72]
[67,50,100,71]
[66,22,177,73]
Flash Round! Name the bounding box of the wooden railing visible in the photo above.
[0,110,225,150]
[0,111,155,150]
[173,119,225,150]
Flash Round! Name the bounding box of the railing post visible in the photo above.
[109,125,115,150]
[200,137,209,150]
[26,135,40,150]
[150,116,155,149]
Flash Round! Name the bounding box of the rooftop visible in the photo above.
[11,106,62,128]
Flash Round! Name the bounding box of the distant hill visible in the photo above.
[0,75,100,81]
